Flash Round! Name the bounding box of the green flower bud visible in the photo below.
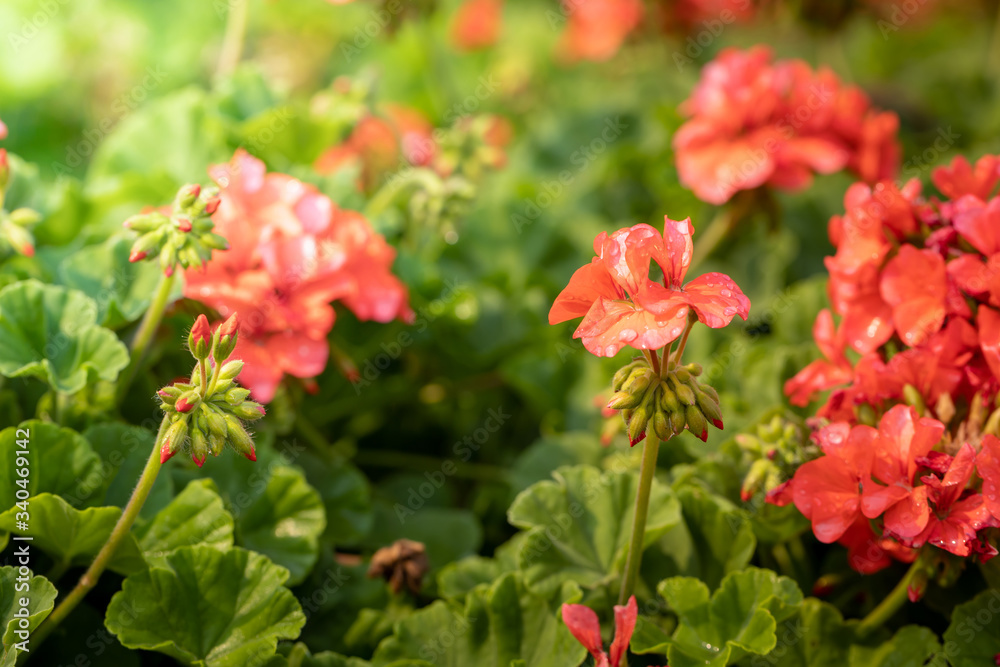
[626,404,651,446]
[673,367,692,384]
[608,390,643,411]
[651,410,672,442]
[190,427,210,467]
[696,390,724,429]
[9,208,41,226]
[659,383,681,414]
[612,361,644,392]
[621,367,655,396]
[685,404,708,441]
[225,387,251,406]
[683,362,703,376]
[225,414,257,462]
[159,417,189,463]
[669,375,697,406]
[219,360,244,381]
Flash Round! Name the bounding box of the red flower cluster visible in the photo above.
[786,154,1000,420]
[557,0,644,63]
[770,406,1000,570]
[184,149,413,402]
[674,46,900,205]
[549,217,750,357]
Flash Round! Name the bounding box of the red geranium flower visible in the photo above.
[549,217,750,357]
[557,0,643,63]
[561,596,637,667]
[908,444,997,557]
[785,422,877,543]
[785,309,853,406]
[861,405,944,539]
[932,154,1000,200]
[185,150,412,402]
[977,434,1000,522]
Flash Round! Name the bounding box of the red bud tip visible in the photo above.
[994,653,1000,667]
[740,488,752,503]
[190,314,212,345]
[711,419,724,430]
[628,431,646,447]
[192,455,206,468]
[0,122,7,140]
[160,440,175,464]
[698,428,708,442]
[176,397,194,413]
[157,389,172,399]
[245,448,257,462]
[907,585,923,603]
[129,250,147,262]
[21,244,35,258]
[0,148,7,166]
[218,311,239,337]
[177,217,193,232]
[188,184,201,198]
[600,434,612,446]
[164,266,174,277]
[204,197,220,214]
[303,378,321,394]
[257,405,266,415]
[765,448,777,460]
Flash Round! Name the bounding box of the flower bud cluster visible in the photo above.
[0,150,41,258]
[157,313,264,467]
[734,414,814,502]
[607,358,723,446]
[125,182,227,276]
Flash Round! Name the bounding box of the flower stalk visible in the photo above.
[116,271,175,404]
[618,432,660,605]
[856,556,925,637]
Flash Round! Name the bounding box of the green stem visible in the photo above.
[215,0,250,81]
[689,206,735,271]
[45,559,71,585]
[856,559,923,637]
[116,272,176,404]
[670,316,696,365]
[32,417,168,648]
[618,433,660,605]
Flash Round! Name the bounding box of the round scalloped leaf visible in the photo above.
[0,421,105,509]
[105,546,306,667]
[0,493,145,575]
[944,590,1000,667]
[0,567,57,666]
[507,464,681,594]
[59,235,184,328]
[135,478,234,567]
[0,280,129,393]
[371,573,586,667]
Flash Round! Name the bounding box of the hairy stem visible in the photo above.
[32,417,169,647]
[618,433,660,605]
[117,272,176,404]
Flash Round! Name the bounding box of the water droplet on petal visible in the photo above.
[619,328,637,342]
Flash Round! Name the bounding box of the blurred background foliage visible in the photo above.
[2,0,1000,661]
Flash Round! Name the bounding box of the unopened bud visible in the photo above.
[177,183,201,209]
[224,387,251,405]
[685,405,708,441]
[190,427,210,467]
[219,360,244,381]
[225,414,257,462]
[188,314,212,360]
[626,405,650,446]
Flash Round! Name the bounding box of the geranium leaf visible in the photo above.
[751,598,856,666]
[105,546,306,667]
[0,567,57,667]
[59,235,184,328]
[507,464,681,594]
[136,478,234,566]
[944,590,1000,667]
[371,573,586,667]
[849,625,940,666]
[0,280,129,393]
[0,421,105,509]
[0,493,145,575]
[637,567,803,667]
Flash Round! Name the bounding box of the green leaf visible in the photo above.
[83,423,175,518]
[507,432,608,494]
[0,567,57,666]
[507,464,681,594]
[944,589,1000,667]
[105,545,306,667]
[849,625,940,667]
[235,467,326,586]
[0,493,145,575]
[137,478,234,566]
[371,573,586,667]
[0,280,129,393]
[645,483,756,591]
[59,235,183,328]
[0,421,105,509]
[636,567,803,667]
[751,598,856,667]
[199,454,327,586]
[276,642,373,666]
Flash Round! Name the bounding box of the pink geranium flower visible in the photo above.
[185,150,412,402]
